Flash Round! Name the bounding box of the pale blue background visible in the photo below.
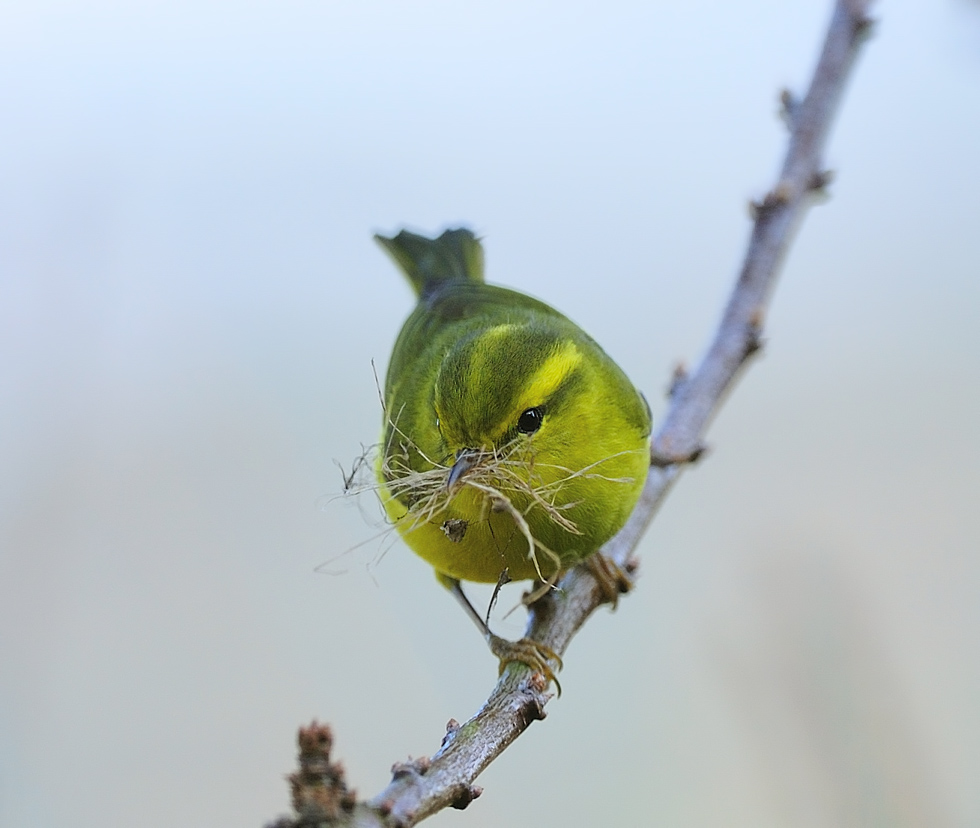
[2,1,979,826]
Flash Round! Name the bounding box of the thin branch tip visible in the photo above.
[275,722,359,827]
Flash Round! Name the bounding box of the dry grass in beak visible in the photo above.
[341,409,642,586]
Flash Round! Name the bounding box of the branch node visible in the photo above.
[778,87,800,129]
[440,718,461,749]
[744,310,766,359]
[666,361,689,398]
[808,168,835,194]
[391,755,431,780]
[517,685,549,726]
[854,12,876,39]
[650,442,708,468]
[748,181,793,220]
[450,784,484,810]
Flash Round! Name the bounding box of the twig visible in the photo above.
[269,1,876,825]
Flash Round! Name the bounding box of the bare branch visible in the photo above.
[269,1,876,825]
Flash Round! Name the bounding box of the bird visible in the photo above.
[374,227,652,687]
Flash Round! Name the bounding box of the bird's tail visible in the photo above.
[375,228,485,299]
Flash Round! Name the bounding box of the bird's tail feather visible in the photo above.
[375,228,485,298]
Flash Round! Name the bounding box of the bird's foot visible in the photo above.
[487,633,562,696]
[584,552,635,609]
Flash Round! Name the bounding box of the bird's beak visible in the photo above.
[447,449,479,489]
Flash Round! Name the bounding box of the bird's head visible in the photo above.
[432,321,582,481]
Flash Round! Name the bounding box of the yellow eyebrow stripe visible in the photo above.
[517,339,582,411]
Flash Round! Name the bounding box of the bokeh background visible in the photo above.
[2,1,978,825]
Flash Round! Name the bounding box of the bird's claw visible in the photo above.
[585,552,635,609]
[487,633,563,696]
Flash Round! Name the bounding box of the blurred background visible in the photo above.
[1,0,978,825]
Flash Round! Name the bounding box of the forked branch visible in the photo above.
[268,1,875,825]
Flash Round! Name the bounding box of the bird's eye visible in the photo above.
[517,407,544,435]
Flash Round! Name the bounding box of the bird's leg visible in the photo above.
[584,552,635,610]
[437,572,562,694]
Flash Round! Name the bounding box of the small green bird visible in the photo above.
[375,228,651,683]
